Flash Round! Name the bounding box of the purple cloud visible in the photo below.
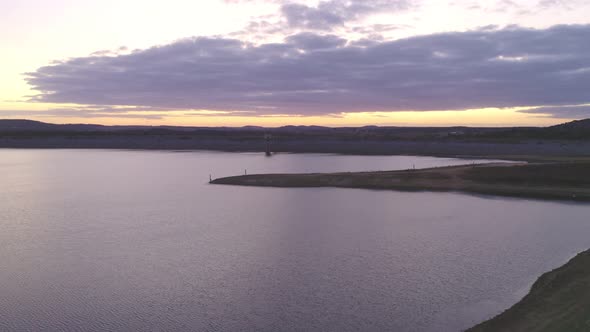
[281,0,413,30]
[26,25,590,118]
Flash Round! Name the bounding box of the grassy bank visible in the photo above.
[211,161,590,202]
[468,249,590,332]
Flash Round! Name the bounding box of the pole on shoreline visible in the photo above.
[264,133,272,156]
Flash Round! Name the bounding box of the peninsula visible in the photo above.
[212,161,590,331]
[211,161,590,202]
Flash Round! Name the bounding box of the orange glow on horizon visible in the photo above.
[0,105,575,127]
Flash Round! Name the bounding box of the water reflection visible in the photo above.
[0,149,588,331]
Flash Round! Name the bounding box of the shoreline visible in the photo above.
[467,249,590,331]
[1,145,589,164]
[211,161,590,330]
[2,137,590,162]
[211,162,590,202]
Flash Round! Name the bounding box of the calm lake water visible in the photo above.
[1,149,589,331]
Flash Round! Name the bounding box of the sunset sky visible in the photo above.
[1,0,590,127]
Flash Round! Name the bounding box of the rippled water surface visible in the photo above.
[1,149,589,331]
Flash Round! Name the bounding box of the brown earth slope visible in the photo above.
[468,250,590,332]
[212,162,590,202]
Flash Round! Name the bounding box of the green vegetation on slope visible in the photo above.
[468,250,590,332]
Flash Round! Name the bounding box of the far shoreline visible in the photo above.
[1,141,589,163]
[2,118,589,162]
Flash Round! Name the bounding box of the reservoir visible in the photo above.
[1,149,589,331]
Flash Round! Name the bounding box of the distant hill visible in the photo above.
[550,118,590,130]
[480,119,590,140]
[0,119,107,132]
[545,119,590,139]
[1,118,589,157]
[0,119,62,131]
[0,118,588,140]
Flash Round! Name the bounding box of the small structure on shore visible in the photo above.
[264,133,272,156]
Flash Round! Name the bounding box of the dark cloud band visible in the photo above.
[26,24,590,117]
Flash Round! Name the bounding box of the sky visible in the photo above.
[1,0,590,127]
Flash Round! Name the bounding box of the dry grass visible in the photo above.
[212,161,590,202]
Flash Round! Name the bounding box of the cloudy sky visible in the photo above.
[1,0,590,126]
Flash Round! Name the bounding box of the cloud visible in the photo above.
[0,105,175,120]
[280,2,344,30]
[226,0,414,43]
[537,0,578,8]
[450,0,587,16]
[285,32,347,50]
[283,0,414,30]
[0,109,164,120]
[25,24,590,118]
[520,104,590,118]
